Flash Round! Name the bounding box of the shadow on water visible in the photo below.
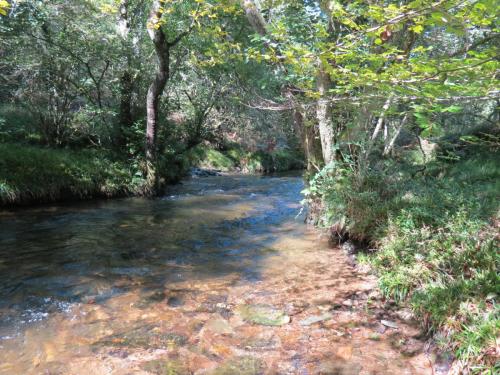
[0,174,305,335]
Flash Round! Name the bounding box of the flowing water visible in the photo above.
[0,174,435,374]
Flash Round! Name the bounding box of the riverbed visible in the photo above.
[0,174,434,374]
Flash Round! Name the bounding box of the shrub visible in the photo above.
[310,148,499,372]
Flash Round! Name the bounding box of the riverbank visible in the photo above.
[184,143,304,174]
[0,143,303,206]
[0,144,143,206]
[306,146,499,373]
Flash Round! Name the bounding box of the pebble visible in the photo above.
[381,319,398,329]
[299,313,334,326]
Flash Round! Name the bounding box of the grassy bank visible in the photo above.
[306,146,499,373]
[0,143,304,206]
[0,143,146,206]
[185,143,304,173]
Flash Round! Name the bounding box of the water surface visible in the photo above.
[0,174,433,374]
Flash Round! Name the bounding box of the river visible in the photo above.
[0,174,434,374]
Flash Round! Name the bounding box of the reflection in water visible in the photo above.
[0,174,433,374]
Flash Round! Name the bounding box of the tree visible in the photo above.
[144,0,194,193]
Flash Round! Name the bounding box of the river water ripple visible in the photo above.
[0,174,434,374]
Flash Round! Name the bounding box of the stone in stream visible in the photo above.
[235,304,290,326]
[133,291,167,309]
[342,299,353,307]
[141,359,190,375]
[167,295,184,307]
[316,360,362,375]
[239,329,280,350]
[202,316,234,335]
[95,325,187,350]
[299,313,334,326]
[197,294,232,318]
[380,319,398,329]
[212,356,265,375]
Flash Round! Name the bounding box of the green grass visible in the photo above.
[185,143,304,173]
[311,148,499,373]
[0,143,144,205]
[184,144,236,171]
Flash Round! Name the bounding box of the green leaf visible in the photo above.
[441,105,462,113]
[411,24,424,34]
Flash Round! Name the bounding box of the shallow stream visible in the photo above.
[0,174,434,374]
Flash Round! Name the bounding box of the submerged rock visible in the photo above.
[212,356,265,375]
[299,313,333,326]
[134,291,167,309]
[203,316,234,335]
[239,330,280,350]
[167,296,184,307]
[235,304,290,326]
[189,168,222,178]
[95,325,187,350]
[315,360,362,375]
[141,359,190,375]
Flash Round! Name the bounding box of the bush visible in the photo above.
[0,104,39,143]
[185,143,304,173]
[308,148,499,372]
[184,144,236,171]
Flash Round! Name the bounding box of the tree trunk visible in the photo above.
[316,66,336,165]
[146,0,170,194]
[292,107,323,171]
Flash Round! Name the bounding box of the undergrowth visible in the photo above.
[185,143,304,173]
[305,146,499,373]
[0,143,144,205]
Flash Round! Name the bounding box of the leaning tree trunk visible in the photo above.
[145,0,170,195]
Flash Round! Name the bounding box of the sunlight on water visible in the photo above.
[0,174,433,374]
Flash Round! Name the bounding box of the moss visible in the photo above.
[96,325,187,350]
[184,144,236,171]
[141,359,190,375]
[235,304,290,326]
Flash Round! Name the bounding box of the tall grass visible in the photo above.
[310,148,499,373]
[0,144,144,205]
